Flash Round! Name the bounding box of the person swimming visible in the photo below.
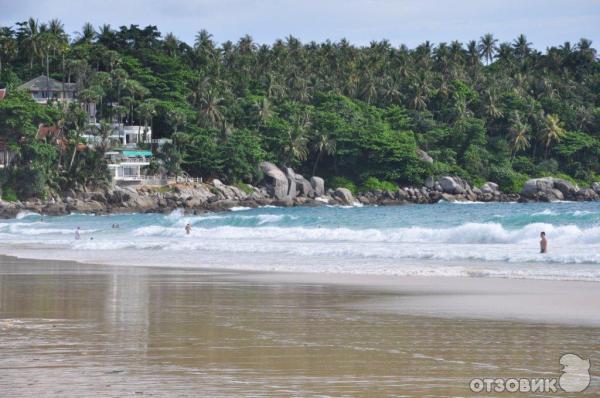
[75,227,81,240]
[185,223,192,235]
[540,231,547,253]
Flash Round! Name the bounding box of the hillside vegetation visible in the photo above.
[0,20,599,199]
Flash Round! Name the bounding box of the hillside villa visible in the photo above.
[18,75,77,104]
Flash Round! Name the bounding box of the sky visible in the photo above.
[0,0,599,50]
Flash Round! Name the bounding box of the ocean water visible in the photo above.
[1,201,600,281]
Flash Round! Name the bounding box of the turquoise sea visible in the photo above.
[2,201,600,281]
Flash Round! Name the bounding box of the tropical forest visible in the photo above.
[0,19,599,200]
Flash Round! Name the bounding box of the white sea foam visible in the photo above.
[230,206,252,212]
[15,211,40,220]
[3,203,600,281]
[533,209,558,216]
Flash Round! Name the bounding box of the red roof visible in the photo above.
[37,124,61,140]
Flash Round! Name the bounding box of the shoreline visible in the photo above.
[2,173,599,219]
[2,253,600,327]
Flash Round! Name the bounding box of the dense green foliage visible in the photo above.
[1,19,599,199]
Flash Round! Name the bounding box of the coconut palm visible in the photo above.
[76,23,96,44]
[478,33,498,65]
[311,131,336,176]
[507,113,530,159]
[513,34,532,61]
[197,90,224,128]
[0,27,16,77]
[136,101,157,143]
[20,18,44,69]
[541,114,566,158]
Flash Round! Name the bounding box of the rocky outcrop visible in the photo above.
[260,162,289,200]
[310,177,325,197]
[416,149,433,164]
[294,174,314,197]
[333,188,354,205]
[285,168,297,199]
[3,172,600,219]
[521,177,583,202]
[438,176,465,195]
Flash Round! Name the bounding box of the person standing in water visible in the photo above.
[75,227,81,240]
[185,223,192,235]
[540,231,547,253]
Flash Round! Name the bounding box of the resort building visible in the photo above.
[18,75,77,104]
[106,150,153,183]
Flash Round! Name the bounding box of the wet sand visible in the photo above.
[1,255,599,396]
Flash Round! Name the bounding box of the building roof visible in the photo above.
[0,88,6,100]
[18,75,77,92]
[123,150,153,157]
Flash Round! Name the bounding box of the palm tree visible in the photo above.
[284,115,310,166]
[64,102,89,171]
[20,18,44,69]
[509,113,530,160]
[96,24,114,46]
[163,33,179,57]
[0,27,16,78]
[255,97,272,126]
[513,34,532,61]
[77,23,96,44]
[167,109,186,134]
[541,114,566,158]
[198,90,224,128]
[478,33,498,65]
[311,131,336,176]
[136,101,156,143]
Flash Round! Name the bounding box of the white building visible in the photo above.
[106,150,153,183]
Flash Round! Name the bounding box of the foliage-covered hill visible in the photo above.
[0,19,599,199]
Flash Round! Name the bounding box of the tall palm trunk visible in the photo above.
[312,151,322,176]
[46,53,51,100]
[68,133,80,171]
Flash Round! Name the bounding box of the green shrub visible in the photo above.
[328,176,357,194]
[360,177,397,192]
[552,173,586,188]
[1,186,18,202]
[489,167,529,194]
[233,181,254,195]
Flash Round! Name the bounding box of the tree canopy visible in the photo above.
[1,19,599,199]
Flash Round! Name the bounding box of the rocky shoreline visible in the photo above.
[2,162,600,219]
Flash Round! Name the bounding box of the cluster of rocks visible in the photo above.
[354,176,518,205]
[2,170,600,219]
[520,177,600,202]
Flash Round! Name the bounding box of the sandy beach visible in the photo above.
[1,254,599,396]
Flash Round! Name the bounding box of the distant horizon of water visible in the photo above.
[1,201,600,281]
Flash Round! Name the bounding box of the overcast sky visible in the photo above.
[1,0,598,49]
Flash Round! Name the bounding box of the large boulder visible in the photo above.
[574,188,598,201]
[522,177,577,201]
[211,179,248,201]
[333,187,354,205]
[438,176,465,195]
[293,173,314,197]
[553,179,577,197]
[592,182,600,195]
[416,149,433,164]
[259,162,289,200]
[310,176,325,197]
